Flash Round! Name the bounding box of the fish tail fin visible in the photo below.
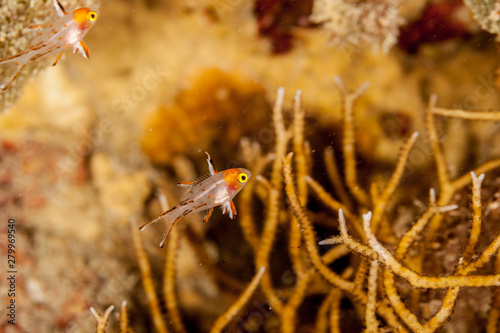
[139,211,179,247]
[0,58,25,91]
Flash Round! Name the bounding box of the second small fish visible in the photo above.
[140,152,252,247]
[0,0,99,90]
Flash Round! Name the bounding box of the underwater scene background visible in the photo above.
[2,0,500,332]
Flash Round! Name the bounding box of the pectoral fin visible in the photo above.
[74,41,90,59]
[221,201,237,219]
[230,201,237,218]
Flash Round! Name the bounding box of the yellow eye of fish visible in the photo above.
[238,173,248,183]
[87,11,97,21]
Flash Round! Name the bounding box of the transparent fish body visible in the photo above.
[0,0,99,90]
[140,152,252,247]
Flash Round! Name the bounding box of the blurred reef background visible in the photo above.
[2,0,500,332]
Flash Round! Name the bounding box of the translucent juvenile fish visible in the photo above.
[0,0,99,91]
[140,152,252,247]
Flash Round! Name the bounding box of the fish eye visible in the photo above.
[87,11,97,21]
[238,172,248,183]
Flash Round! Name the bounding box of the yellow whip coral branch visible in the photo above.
[90,305,115,333]
[293,89,308,206]
[459,175,500,276]
[488,254,500,333]
[425,96,500,242]
[315,267,355,333]
[314,288,338,333]
[284,153,405,329]
[426,95,451,193]
[329,210,500,288]
[334,75,372,207]
[390,172,485,332]
[305,175,361,236]
[425,95,457,243]
[324,146,353,211]
[281,272,313,333]
[395,188,457,260]
[451,159,500,191]
[160,194,188,333]
[329,290,343,333]
[131,217,169,333]
[371,132,419,233]
[282,90,314,333]
[462,172,485,265]
[238,139,274,253]
[422,172,487,332]
[119,301,130,333]
[283,152,355,292]
[209,267,265,333]
[290,89,309,276]
[365,261,379,333]
[255,87,289,315]
[363,208,500,287]
[383,189,458,333]
[432,106,500,121]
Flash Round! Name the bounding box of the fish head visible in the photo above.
[223,168,252,193]
[72,7,99,32]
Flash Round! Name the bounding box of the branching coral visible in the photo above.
[130,214,169,333]
[288,78,500,331]
[91,76,500,332]
[90,301,134,333]
[90,305,115,333]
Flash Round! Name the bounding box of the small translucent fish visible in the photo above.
[140,152,252,247]
[0,0,99,91]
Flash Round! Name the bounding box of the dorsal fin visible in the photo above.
[53,0,67,17]
[177,172,211,188]
[205,151,218,175]
[176,172,211,200]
